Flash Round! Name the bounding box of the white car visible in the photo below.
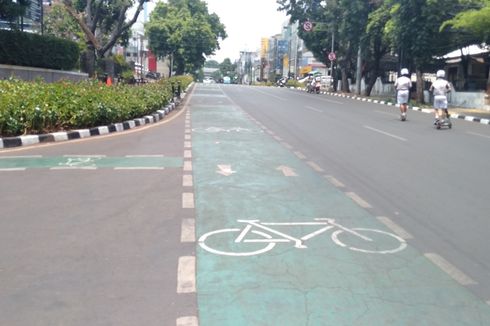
[203,77,215,84]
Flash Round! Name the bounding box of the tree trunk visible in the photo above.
[341,67,349,92]
[416,69,424,104]
[81,44,96,78]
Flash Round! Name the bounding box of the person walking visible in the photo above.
[429,69,452,125]
[394,68,412,121]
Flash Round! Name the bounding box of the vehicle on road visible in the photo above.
[203,76,215,84]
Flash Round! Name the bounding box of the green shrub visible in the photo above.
[0,76,194,137]
[0,30,79,70]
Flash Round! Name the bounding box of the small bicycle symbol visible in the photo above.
[198,218,407,256]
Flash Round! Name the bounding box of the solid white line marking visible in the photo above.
[377,216,413,240]
[176,316,198,326]
[62,154,106,158]
[0,155,42,159]
[306,106,322,113]
[181,219,196,243]
[183,175,193,187]
[183,161,193,172]
[0,168,26,171]
[346,192,372,208]
[467,132,490,140]
[364,125,407,142]
[184,150,192,159]
[324,175,345,188]
[114,167,165,170]
[294,151,307,160]
[424,253,477,286]
[50,167,97,170]
[177,256,196,293]
[182,193,195,209]
[307,161,325,172]
[125,155,164,158]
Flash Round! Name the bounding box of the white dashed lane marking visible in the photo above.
[177,256,196,293]
[377,216,413,240]
[181,218,196,243]
[346,192,372,209]
[176,316,199,326]
[424,253,477,286]
[182,193,195,209]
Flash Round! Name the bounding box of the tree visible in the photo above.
[44,3,84,45]
[0,0,30,30]
[384,0,476,102]
[61,0,149,77]
[146,0,226,76]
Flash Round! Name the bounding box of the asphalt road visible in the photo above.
[0,106,196,325]
[222,84,490,298]
[1,83,490,325]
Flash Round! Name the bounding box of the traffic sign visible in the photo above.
[303,21,313,32]
[328,52,336,61]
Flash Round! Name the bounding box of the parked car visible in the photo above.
[203,77,215,84]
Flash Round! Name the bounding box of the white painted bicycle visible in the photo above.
[198,218,407,256]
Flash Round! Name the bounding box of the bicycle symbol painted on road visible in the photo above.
[198,218,407,256]
[58,156,102,168]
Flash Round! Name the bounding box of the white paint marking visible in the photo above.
[277,165,298,177]
[322,98,344,105]
[377,216,413,240]
[217,164,236,176]
[0,168,26,171]
[467,132,490,140]
[281,142,293,150]
[486,301,490,306]
[183,175,193,187]
[62,154,106,158]
[114,167,165,170]
[324,175,345,188]
[185,128,191,133]
[182,193,195,209]
[181,219,196,243]
[306,106,322,113]
[307,161,325,172]
[50,167,97,170]
[183,161,193,172]
[184,150,192,159]
[293,151,306,160]
[346,192,372,208]
[273,135,283,142]
[176,316,199,326]
[184,141,192,148]
[177,256,196,293]
[424,253,477,286]
[184,134,191,140]
[125,155,164,158]
[364,125,407,142]
[0,155,42,159]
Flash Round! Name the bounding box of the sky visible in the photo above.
[203,0,290,62]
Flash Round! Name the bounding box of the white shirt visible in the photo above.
[430,79,452,96]
[395,76,411,91]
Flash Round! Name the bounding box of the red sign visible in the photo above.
[303,21,313,32]
[328,52,336,61]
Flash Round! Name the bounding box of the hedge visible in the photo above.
[0,76,193,137]
[0,30,79,70]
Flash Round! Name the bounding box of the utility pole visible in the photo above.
[356,45,362,95]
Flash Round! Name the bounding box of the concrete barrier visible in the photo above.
[0,64,88,83]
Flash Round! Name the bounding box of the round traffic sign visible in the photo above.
[328,52,336,61]
[303,21,313,32]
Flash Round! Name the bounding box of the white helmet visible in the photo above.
[400,68,409,76]
[436,70,445,78]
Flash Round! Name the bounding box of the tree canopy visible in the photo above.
[0,0,30,29]
[61,0,149,76]
[146,0,226,75]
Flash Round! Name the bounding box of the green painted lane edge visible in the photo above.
[0,156,183,169]
[191,101,490,325]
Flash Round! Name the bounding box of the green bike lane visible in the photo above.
[191,101,490,325]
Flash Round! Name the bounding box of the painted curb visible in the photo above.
[0,85,193,149]
[289,87,490,125]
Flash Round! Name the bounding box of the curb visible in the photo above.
[289,87,490,125]
[0,85,192,149]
